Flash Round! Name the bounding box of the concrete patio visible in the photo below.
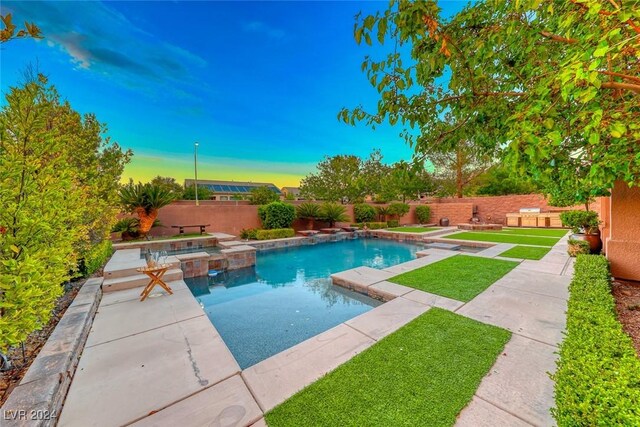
[54,232,571,426]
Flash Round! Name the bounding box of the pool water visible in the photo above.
[185,238,426,368]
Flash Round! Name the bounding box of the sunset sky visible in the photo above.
[1,1,466,188]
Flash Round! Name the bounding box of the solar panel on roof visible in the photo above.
[212,185,223,192]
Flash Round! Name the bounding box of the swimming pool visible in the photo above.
[185,238,426,368]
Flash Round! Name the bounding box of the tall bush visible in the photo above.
[249,186,279,205]
[259,202,296,230]
[559,210,600,234]
[354,203,376,223]
[0,74,130,351]
[415,206,431,224]
[387,202,410,219]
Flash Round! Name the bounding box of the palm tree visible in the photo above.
[296,202,321,230]
[320,203,349,228]
[119,182,175,236]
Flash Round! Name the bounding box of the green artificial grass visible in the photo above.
[389,255,518,301]
[498,245,551,260]
[500,228,569,238]
[443,231,559,247]
[386,227,440,233]
[265,308,511,427]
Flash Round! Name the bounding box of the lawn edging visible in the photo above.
[552,255,640,425]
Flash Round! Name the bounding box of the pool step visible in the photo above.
[424,242,461,251]
[102,268,184,293]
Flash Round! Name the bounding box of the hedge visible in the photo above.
[552,255,640,426]
[387,220,400,228]
[79,240,113,277]
[415,205,431,224]
[256,228,295,240]
[354,203,376,223]
[258,202,296,229]
[352,222,388,230]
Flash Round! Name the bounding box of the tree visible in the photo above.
[300,150,388,203]
[119,182,175,236]
[182,185,212,200]
[249,186,279,205]
[1,13,42,43]
[341,0,640,206]
[0,74,129,351]
[150,176,184,199]
[429,142,494,198]
[471,166,540,196]
[380,160,435,202]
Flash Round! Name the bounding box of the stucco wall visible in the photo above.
[606,182,640,281]
[433,194,602,224]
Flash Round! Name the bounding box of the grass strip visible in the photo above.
[389,255,518,301]
[443,232,559,247]
[266,308,511,427]
[500,228,568,237]
[386,227,440,233]
[498,245,551,260]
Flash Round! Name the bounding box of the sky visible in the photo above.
[1,1,468,188]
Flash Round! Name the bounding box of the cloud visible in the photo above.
[242,21,286,40]
[1,1,207,91]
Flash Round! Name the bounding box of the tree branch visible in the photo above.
[599,70,640,84]
[601,81,640,93]
[540,31,578,44]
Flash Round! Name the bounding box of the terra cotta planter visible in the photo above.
[571,232,602,254]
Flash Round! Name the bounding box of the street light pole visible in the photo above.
[194,142,199,206]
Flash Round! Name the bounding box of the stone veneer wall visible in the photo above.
[113,237,218,252]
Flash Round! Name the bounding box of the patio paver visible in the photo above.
[517,259,566,275]
[456,280,566,346]
[367,280,412,300]
[85,284,204,347]
[456,396,532,427]
[99,280,189,306]
[58,316,239,426]
[132,374,262,426]
[345,297,430,340]
[330,266,394,293]
[458,334,558,426]
[241,323,374,412]
[491,269,569,300]
[401,289,466,311]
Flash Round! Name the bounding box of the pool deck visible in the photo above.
[55,230,571,426]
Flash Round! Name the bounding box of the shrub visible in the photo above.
[387,202,410,218]
[387,220,400,227]
[567,239,590,257]
[240,228,258,240]
[415,205,432,224]
[320,203,349,227]
[79,240,113,277]
[352,222,388,230]
[259,202,296,229]
[296,202,321,219]
[354,203,376,223]
[249,186,279,205]
[256,228,295,240]
[559,210,600,234]
[375,206,390,221]
[552,255,640,425]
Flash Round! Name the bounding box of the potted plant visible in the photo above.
[296,203,321,230]
[559,210,602,254]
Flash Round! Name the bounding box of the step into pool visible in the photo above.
[185,238,427,368]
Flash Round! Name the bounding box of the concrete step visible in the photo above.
[102,268,184,293]
[104,260,180,280]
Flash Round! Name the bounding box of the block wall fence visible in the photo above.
[149,194,599,238]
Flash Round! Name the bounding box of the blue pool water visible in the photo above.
[185,238,426,368]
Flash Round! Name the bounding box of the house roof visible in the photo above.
[184,179,281,194]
